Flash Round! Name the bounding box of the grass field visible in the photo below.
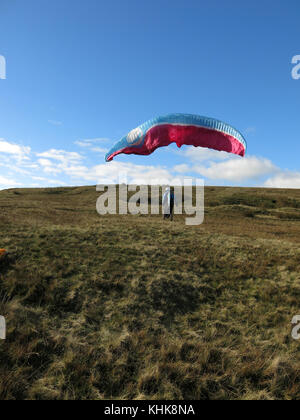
[0,185,300,400]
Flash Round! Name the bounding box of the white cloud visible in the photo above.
[2,135,300,190]
[37,149,82,162]
[94,162,176,185]
[38,158,53,167]
[183,147,233,162]
[173,164,190,173]
[36,159,62,175]
[193,156,278,182]
[36,149,86,179]
[50,160,176,185]
[0,138,31,158]
[32,176,49,181]
[264,172,300,189]
[0,175,19,187]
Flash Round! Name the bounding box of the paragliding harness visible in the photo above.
[163,189,175,221]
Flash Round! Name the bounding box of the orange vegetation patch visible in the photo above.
[0,249,6,258]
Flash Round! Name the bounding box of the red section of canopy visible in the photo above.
[106,124,245,161]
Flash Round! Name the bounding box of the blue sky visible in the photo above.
[0,0,300,189]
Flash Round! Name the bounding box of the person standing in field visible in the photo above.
[162,187,175,221]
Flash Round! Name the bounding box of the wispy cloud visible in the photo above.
[82,138,110,143]
[37,149,82,163]
[75,137,110,146]
[74,138,110,155]
[90,147,108,154]
[244,127,256,135]
[75,141,91,148]
[36,149,84,175]
[48,120,63,126]
[75,138,111,153]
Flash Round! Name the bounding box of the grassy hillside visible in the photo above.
[0,186,300,400]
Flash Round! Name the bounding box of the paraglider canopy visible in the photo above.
[106,113,246,162]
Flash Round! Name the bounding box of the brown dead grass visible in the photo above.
[0,186,300,400]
